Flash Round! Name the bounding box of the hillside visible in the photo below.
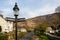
[26,12,60,30]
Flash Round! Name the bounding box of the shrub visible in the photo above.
[13,32,27,38]
[0,32,8,40]
[17,32,27,38]
[34,22,50,40]
[35,31,49,40]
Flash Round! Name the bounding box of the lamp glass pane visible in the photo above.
[14,9,19,15]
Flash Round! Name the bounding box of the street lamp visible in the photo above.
[13,2,19,40]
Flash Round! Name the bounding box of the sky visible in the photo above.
[0,0,60,19]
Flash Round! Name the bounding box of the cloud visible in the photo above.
[0,3,58,19]
[0,0,60,19]
[1,8,14,18]
[19,7,39,18]
[7,0,17,5]
[0,11,3,13]
[20,4,57,19]
[38,4,56,15]
[54,0,60,3]
[29,0,34,2]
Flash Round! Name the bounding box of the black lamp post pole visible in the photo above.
[13,3,19,40]
[15,15,18,40]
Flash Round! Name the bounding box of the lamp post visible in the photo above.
[13,3,19,40]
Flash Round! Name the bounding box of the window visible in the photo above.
[0,26,2,32]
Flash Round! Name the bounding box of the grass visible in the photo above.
[40,34,49,40]
[35,31,49,40]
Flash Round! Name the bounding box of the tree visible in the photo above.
[34,21,50,40]
[34,21,51,32]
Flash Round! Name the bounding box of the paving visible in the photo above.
[19,32,34,40]
[46,33,60,40]
[19,32,60,40]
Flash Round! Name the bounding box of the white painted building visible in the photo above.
[5,21,13,32]
[0,14,13,32]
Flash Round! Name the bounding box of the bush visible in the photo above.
[35,21,51,32]
[13,32,27,38]
[0,32,8,40]
[17,32,27,38]
[35,31,49,40]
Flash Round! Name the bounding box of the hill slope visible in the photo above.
[26,12,60,30]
